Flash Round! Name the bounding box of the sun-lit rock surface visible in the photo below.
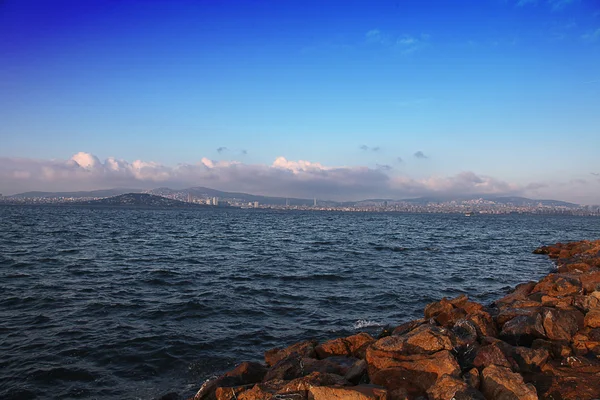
[189,239,600,400]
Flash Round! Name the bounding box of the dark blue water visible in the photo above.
[1,206,599,399]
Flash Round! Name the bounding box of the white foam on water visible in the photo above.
[352,319,383,330]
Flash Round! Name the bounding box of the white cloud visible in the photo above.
[0,152,598,203]
[582,28,600,42]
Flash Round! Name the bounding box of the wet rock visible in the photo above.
[557,262,593,274]
[308,385,388,400]
[571,328,600,356]
[265,340,317,367]
[541,307,583,341]
[528,360,600,400]
[194,362,268,400]
[480,365,538,400]
[499,313,547,346]
[263,356,304,382]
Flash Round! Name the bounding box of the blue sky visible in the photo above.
[1,0,599,202]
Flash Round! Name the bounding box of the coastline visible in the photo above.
[185,240,600,400]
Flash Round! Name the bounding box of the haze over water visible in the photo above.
[2,206,599,399]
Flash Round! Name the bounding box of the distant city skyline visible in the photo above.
[1,0,599,203]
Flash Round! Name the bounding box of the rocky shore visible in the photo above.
[188,240,600,400]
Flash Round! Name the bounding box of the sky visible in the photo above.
[1,0,599,203]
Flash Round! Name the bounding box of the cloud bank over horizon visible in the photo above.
[1,152,597,204]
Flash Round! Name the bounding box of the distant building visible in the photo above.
[254,201,259,208]
[213,197,219,206]
[314,197,317,207]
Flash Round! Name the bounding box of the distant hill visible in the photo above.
[146,186,322,206]
[8,188,143,199]
[73,193,209,208]
[7,186,580,208]
[400,195,579,208]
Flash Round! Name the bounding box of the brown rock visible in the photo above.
[528,360,600,399]
[426,374,468,400]
[541,308,583,341]
[480,365,538,400]
[467,311,497,338]
[303,356,358,376]
[308,385,388,400]
[499,313,547,346]
[315,338,351,359]
[403,324,454,354]
[452,319,479,347]
[557,262,593,274]
[368,351,461,392]
[215,385,253,400]
[512,346,550,373]
[465,368,480,390]
[496,307,542,328]
[585,310,600,328]
[494,282,537,308]
[194,362,268,400]
[391,319,426,336]
[345,332,376,359]
[237,384,276,400]
[435,307,468,328]
[580,271,600,293]
[278,371,349,394]
[344,359,368,384]
[265,340,317,367]
[472,344,512,370]
[424,298,454,319]
[532,274,581,297]
[531,339,572,359]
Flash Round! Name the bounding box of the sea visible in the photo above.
[1,206,599,399]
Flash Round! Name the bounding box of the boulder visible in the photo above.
[424,298,454,319]
[426,374,468,400]
[194,362,268,400]
[532,274,581,297]
[466,311,497,338]
[480,365,538,400]
[580,271,600,293]
[511,346,550,373]
[278,371,349,394]
[494,282,537,308]
[391,319,426,336]
[584,310,600,328]
[499,313,547,346]
[265,340,317,367]
[531,339,572,359]
[315,338,351,359]
[472,344,512,370]
[215,385,253,400]
[344,359,368,384]
[465,368,480,389]
[345,333,376,359]
[368,351,461,393]
[434,307,467,328]
[308,385,388,400]
[496,307,542,329]
[541,308,583,341]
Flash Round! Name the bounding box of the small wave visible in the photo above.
[353,319,384,330]
[280,273,345,282]
[373,245,409,252]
